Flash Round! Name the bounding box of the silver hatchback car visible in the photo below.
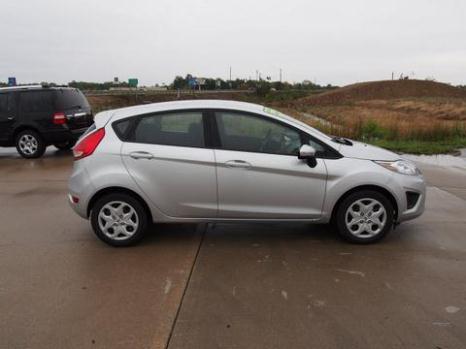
[68,100,425,246]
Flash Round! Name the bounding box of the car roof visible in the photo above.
[109,99,264,117]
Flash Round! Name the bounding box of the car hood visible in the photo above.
[336,140,400,161]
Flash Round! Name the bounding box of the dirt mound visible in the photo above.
[298,80,466,105]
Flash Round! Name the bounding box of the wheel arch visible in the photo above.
[13,125,41,140]
[330,184,399,223]
[86,186,153,223]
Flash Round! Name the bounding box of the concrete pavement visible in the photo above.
[0,147,465,349]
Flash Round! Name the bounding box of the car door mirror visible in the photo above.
[298,144,317,168]
[298,144,316,159]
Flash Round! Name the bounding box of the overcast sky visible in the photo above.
[1,0,465,86]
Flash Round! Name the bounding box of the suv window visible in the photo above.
[132,111,204,147]
[0,93,15,114]
[0,94,8,113]
[20,91,54,113]
[215,111,302,155]
[55,89,90,110]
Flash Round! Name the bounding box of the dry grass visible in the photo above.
[299,97,466,141]
[287,80,466,148]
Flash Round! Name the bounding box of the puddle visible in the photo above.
[402,149,466,171]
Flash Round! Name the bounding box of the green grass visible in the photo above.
[369,137,466,155]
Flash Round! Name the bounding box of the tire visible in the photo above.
[335,190,394,244]
[90,193,149,247]
[15,129,46,159]
[54,140,76,150]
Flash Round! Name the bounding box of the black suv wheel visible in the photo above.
[15,130,46,159]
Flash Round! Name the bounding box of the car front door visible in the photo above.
[213,110,327,219]
[0,92,17,144]
[121,110,218,218]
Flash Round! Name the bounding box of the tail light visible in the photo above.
[73,128,105,160]
[53,112,67,125]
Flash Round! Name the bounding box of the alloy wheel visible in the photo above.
[18,134,38,155]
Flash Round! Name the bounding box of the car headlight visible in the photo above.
[374,160,421,176]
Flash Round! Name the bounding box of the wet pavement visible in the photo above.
[1,147,465,349]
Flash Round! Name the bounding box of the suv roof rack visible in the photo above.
[0,85,43,92]
[0,84,72,92]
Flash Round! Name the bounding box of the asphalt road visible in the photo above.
[1,147,465,349]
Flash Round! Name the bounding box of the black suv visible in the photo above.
[0,85,93,158]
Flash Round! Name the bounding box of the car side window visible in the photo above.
[0,94,8,114]
[20,91,54,112]
[0,93,16,116]
[132,111,204,147]
[215,111,302,156]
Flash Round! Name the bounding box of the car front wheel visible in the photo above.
[90,193,149,247]
[335,190,394,244]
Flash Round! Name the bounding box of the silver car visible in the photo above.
[68,100,425,246]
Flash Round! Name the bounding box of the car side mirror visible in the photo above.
[298,144,317,168]
[298,144,316,159]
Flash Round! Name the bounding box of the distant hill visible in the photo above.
[297,80,466,106]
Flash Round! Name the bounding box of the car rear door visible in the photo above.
[120,110,218,218]
[212,110,328,219]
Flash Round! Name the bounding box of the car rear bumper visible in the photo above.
[42,126,89,144]
[68,159,95,219]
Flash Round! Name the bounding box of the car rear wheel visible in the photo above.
[90,193,149,247]
[15,130,46,159]
[54,140,76,150]
[335,190,394,244]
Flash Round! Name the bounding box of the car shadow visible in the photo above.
[141,222,341,247]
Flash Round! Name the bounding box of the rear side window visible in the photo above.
[0,93,17,114]
[20,91,54,112]
[0,94,9,113]
[131,111,204,147]
[113,119,132,139]
[55,89,90,110]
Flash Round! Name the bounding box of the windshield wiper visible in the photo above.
[331,136,353,146]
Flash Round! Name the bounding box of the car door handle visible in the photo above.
[7,116,15,121]
[225,160,252,169]
[129,151,154,160]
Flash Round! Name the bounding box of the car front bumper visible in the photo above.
[395,173,426,223]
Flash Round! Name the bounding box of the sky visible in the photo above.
[1,0,466,86]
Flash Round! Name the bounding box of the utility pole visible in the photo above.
[279,68,282,83]
[229,66,232,81]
